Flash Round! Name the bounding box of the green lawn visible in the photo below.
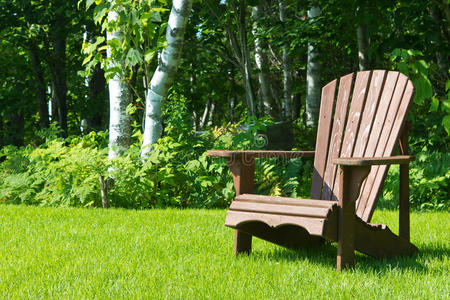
[0,205,448,299]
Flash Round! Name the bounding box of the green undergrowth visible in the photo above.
[0,205,448,299]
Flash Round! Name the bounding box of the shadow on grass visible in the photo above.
[250,241,448,273]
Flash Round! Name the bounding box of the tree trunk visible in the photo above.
[49,21,68,136]
[225,1,256,117]
[356,1,369,71]
[107,10,132,159]
[141,0,193,157]
[430,4,449,81]
[305,6,322,128]
[200,98,211,129]
[279,1,292,120]
[207,100,215,126]
[29,45,49,130]
[239,0,256,117]
[252,5,273,117]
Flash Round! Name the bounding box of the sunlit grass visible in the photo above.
[0,205,448,299]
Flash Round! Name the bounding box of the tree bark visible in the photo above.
[356,1,370,71]
[107,10,132,159]
[305,5,322,128]
[29,45,49,130]
[279,1,292,120]
[49,18,68,137]
[252,5,273,117]
[141,0,193,157]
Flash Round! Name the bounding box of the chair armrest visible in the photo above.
[332,155,414,166]
[207,150,315,159]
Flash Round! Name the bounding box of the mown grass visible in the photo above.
[0,205,448,299]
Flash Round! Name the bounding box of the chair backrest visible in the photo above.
[310,70,415,222]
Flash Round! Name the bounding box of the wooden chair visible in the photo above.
[208,70,418,271]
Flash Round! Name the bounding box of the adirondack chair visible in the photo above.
[208,70,418,270]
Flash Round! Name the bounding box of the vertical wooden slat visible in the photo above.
[352,70,386,157]
[354,71,400,212]
[359,78,414,221]
[356,73,408,219]
[332,71,371,201]
[310,79,337,199]
[321,73,353,200]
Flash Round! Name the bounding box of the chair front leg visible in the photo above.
[336,165,370,271]
[226,154,255,255]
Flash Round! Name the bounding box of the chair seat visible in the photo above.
[225,194,338,242]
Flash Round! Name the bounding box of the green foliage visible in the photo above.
[81,0,168,83]
[381,152,449,211]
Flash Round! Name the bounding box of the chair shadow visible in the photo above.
[249,240,446,273]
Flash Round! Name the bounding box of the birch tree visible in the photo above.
[252,5,273,117]
[305,5,321,128]
[279,1,292,120]
[141,0,193,157]
[106,9,132,159]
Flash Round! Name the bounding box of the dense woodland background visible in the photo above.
[0,0,448,210]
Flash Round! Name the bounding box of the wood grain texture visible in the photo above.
[332,155,414,166]
[332,71,371,204]
[322,73,354,200]
[235,194,336,207]
[230,201,331,218]
[355,72,408,220]
[359,78,414,221]
[311,79,337,199]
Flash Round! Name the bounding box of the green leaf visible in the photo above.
[442,115,450,135]
[144,49,156,63]
[430,96,439,112]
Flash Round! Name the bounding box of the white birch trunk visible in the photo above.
[107,10,132,159]
[356,4,369,71]
[279,1,292,120]
[305,6,322,128]
[252,5,273,117]
[141,0,193,157]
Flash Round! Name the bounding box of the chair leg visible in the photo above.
[234,230,252,255]
[337,207,355,271]
[336,165,370,271]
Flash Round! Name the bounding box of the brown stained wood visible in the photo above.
[356,73,409,220]
[236,222,325,250]
[336,165,371,271]
[352,70,387,157]
[229,201,331,218]
[399,126,410,241]
[322,73,354,200]
[207,150,315,159]
[210,70,417,271]
[360,79,415,221]
[311,79,337,199]
[226,155,255,254]
[225,210,329,237]
[235,194,336,208]
[340,71,372,159]
[354,217,417,258]
[332,155,414,166]
[355,71,400,212]
[333,71,371,204]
